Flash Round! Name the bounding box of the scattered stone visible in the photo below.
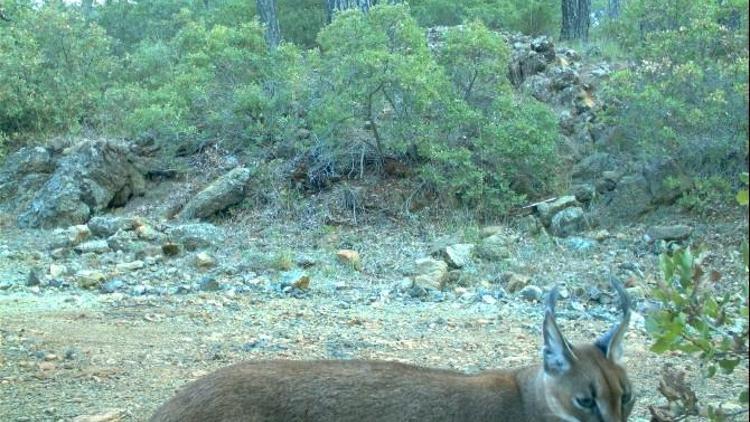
[50,224,91,248]
[502,272,531,293]
[166,223,224,251]
[593,229,612,241]
[561,236,596,251]
[195,252,216,268]
[336,249,362,271]
[87,216,138,238]
[392,278,414,293]
[100,279,125,294]
[198,277,221,292]
[537,196,578,226]
[175,284,193,294]
[130,285,148,296]
[441,243,475,268]
[76,271,106,289]
[476,234,511,261]
[50,248,69,259]
[71,409,126,422]
[74,239,111,254]
[161,243,181,257]
[572,184,596,203]
[515,215,541,236]
[280,270,310,291]
[413,258,448,291]
[550,207,586,237]
[26,267,42,286]
[115,260,145,272]
[135,223,160,241]
[645,225,693,242]
[481,295,497,305]
[106,230,139,252]
[178,167,252,220]
[49,264,67,278]
[518,285,544,302]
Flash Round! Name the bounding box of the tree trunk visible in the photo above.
[82,0,94,17]
[560,0,590,41]
[256,0,281,49]
[608,0,620,18]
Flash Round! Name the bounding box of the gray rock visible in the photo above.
[519,285,544,301]
[17,139,145,228]
[100,279,125,294]
[561,236,596,251]
[441,244,475,268]
[413,258,448,291]
[571,152,616,180]
[199,277,221,292]
[74,239,111,254]
[515,215,541,236]
[642,158,689,204]
[646,225,693,242]
[602,175,654,220]
[26,268,42,286]
[87,216,139,238]
[178,167,252,220]
[0,146,54,214]
[165,223,224,251]
[476,233,512,261]
[550,207,586,237]
[537,196,578,226]
[106,230,139,252]
[502,272,531,293]
[572,184,596,203]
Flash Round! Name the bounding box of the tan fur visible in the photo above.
[150,285,633,422]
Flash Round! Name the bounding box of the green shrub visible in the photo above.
[0,2,116,140]
[410,0,560,36]
[600,1,748,181]
[646,246,749,419]
[313,5,559,215]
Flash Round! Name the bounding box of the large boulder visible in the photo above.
[642,157,689,205]
[550,207,586,237]
[600,175,654,220]
[0,146,55,214]
[536,195,579,226]
[178,167,253,220]
[15,139,145,228]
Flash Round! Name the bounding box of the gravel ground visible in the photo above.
[0,207,748,421]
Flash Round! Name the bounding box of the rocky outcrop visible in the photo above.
[177,167,252,220]
[1,139,147,229]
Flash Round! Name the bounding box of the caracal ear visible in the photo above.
[543,287,577,375]
[595,279,631,364]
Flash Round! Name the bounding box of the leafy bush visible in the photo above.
[0,2,116,141]
[313,6,559,215]
[600,1,748,181]
[410,0,560,36]
[646,245,749,419]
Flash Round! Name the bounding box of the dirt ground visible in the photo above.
[0,212,748,421]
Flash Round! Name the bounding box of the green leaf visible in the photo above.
[737,189,749,206]
[740,389,749,403]
[718,358,740,374]
[707,364,717,377]
[650,337,675,354]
